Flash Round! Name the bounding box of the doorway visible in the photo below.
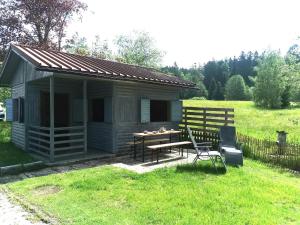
[40,92,70,127]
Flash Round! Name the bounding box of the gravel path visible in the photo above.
[0,191,47,225]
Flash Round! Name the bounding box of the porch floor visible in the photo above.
[31,149,115,166]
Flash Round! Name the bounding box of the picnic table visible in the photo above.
[133,130,182,162]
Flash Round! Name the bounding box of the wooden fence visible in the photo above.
[238,133,300,171]
[179,106,300,171]
[180,106,234,147]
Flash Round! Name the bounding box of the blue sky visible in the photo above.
[68,0,300,67]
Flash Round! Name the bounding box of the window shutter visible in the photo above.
[104,97,112,123]
[141,98,150,123]
[5,99,13,122]
[73,99,83,122]
[19,97,24,123]
[171,100,182,122]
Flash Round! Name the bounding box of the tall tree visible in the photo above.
[0,0,87,60]
[254,51,287,108]
[114,31,164,67]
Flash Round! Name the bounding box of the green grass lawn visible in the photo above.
[0,122,34,166]
[5,160,300,225]
[184,100,300,143]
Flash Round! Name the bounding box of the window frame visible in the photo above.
[150,100,170,123]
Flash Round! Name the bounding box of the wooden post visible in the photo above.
[203,108,207,141]
[184,107,187,140]
[225,110,228,126]
[83,80,87,154]
[50,76,55,162]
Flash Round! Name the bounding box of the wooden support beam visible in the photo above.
[83,80,87,154]
[50,76,55,162]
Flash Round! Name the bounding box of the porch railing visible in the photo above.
[28,125,85,160]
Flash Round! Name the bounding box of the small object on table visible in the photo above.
[159,127,166,133]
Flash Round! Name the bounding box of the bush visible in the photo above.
[190,96,207,100]
[225,75,248,100]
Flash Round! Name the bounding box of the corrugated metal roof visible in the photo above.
[11,44,195,88]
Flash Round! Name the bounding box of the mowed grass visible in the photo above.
[6,160,300,225]
[0,122,34,166]
[184,100,300,143]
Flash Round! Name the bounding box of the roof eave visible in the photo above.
[37,67,196,89]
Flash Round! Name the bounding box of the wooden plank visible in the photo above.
[53,126,84,131]
[127,138,169,145]
[50,76,54,162]
[28,136,50,144]
[184,116,234,124]
[147,141,192,149]
[181,122,223,129]
[54,132,84,137]
[183,107,234,112]
[54,145,84,152]
[28,148,49,157]
[83,80,87,154]
[29,125,50,131]
[55,138,84,145]
[182,112,234,118]
[29,142,50,151]
[28,130,50,137]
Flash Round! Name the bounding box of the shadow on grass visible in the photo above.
[176,162,226,175]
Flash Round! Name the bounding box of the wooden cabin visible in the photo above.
[0,44,195,161]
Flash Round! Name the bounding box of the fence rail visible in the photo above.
[28,125,85,160]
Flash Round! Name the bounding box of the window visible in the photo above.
[90,98,104,122]
[150,100,170,122]
[12,97,24,123]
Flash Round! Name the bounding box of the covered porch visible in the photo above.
[26,75,113,162]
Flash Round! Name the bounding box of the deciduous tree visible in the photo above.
[0,0,87,60]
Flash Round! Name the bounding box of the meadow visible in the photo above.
[184,100,300,143]
[6,161,300,225]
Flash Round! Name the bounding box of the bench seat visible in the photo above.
[127,138,169,145]
[147,141,192,150]
[147,141,192,163]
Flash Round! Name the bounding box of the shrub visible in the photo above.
[225,75,248,100]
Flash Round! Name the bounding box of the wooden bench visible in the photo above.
[147,141,192,163]
[128,138,170,159]
[127,138,169,146]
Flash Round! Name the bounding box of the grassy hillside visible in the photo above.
[183,100,300,143]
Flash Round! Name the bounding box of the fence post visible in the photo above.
[203,108,207,141]
[184,107,188,140]
[225,110,228,126]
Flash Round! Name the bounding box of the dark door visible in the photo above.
[40,92,70,127]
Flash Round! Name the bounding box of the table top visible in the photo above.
[133,130,181,137]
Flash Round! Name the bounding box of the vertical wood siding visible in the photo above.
[113,82,180,153]
[87,81,114,151]
[11,61,25,149]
